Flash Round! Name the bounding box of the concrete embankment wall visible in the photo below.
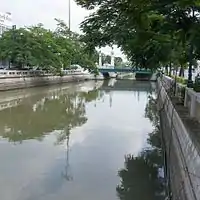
[157,78,200,200]
[0,75,88,91]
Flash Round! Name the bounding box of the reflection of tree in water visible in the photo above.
[55,94,87,145]
[0,88,101,143]
[79,89,104,103]
[117,95,166,200]
[58,89,104,181]
[145,96,159,127]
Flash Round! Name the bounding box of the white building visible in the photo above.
[0,12,12,35]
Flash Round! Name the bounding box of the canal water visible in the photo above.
[0,80,165,200]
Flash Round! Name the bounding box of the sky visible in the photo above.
[1,0,126,60]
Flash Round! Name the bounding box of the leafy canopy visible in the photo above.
[75,0,200,70]
[0,19,98,71]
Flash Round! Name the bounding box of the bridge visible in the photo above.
[98,67,152,74]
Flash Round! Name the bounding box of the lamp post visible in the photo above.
[9,25,17,69]
[111,47,114,66]
[19,32,26,69]
[99,51,102,68]
[56,52,63,71]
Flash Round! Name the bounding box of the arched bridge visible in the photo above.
[98,67,152,74]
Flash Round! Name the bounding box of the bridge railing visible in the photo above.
[98,67,153,73]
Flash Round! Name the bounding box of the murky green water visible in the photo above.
[0,80,164,200]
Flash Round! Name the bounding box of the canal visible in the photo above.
[0,80,165,200]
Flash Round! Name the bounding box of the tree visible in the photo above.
[0,19,99,72]
[0,28,37,68]
[29,24,64,71]
[75,0,200,74]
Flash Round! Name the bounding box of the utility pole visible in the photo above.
[62,129,73,181]
[111,47,115,66]
[68,0,71,67]
[68,0,71,31]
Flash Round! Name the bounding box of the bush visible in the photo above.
[171,75,187,85]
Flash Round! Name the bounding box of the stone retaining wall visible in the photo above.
[161,75,200,122]
[158,78,200,200]
[0,75,89,91]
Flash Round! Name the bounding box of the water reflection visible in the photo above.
[62,134,73,181]
[116,95,166,200]
[0,80,159,200]
[0,83,102,143]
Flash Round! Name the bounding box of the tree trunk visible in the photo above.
[169,62,172,76]
[174,67,178,96]
[179,65,184,77]
[165,65,168,75]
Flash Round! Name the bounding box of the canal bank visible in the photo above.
[0,74,92,91]
[157,76,200,200]
[0,71,159,92]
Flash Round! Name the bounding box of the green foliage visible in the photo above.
[75,0,200,72]
[0,19,98,71]
[171,75,188,85]
[145,96,159,126]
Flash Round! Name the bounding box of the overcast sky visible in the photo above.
[1,0,125,59]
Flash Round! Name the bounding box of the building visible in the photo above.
[0,11,12,35]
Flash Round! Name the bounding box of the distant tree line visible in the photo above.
[0,19,98,72]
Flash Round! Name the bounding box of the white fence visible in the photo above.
[161,75,200,122]
[158,78,200,200]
